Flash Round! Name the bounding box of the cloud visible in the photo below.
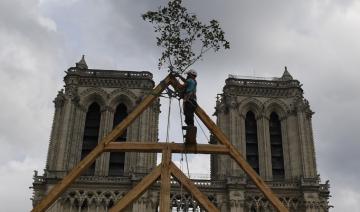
[0,0,64,210]
[1,0,360,211]
[0,157,43,211]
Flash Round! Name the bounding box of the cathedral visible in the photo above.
[32,57,330,211]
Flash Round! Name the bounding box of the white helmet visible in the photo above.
[187,69,197,77]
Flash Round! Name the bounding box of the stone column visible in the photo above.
[136,108,154,174]
[305,115,317,177]
[46,90,65,171]
[147,102,160,171]
[297,110,313,178]
[57,76,79,173]
[95,106,114,176]
[236,114,246,178]
[66,105,86,170]
[125,114,140,175]
[280,116,292,180]
[55,94,78,172]
[257,114,272,180]
[216,108,230,180]
[229,106,242,177]
[286,114,302,178]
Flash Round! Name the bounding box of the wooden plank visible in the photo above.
[104,142,229,154]
[159,147,171,212]
[169,162,219,212]
[32,75,172,212]
[194,106,288,212]
[109,165,162,212]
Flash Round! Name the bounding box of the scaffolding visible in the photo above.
[32,73,288,212]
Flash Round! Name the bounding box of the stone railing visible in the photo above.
[300,177,320,187]
[66,67,153,80]
[159,179,225,189]
[225,77,300,88]
[228,74,279,81]
[246,180,299,189]
[77,176,131,184]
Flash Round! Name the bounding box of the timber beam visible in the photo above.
[104,142,229,154]
[109,165,162,212]
[170,162,220,212]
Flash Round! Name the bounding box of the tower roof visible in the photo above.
[281,66,293,81]
[76,55,88,69]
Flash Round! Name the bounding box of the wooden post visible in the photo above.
[159,146,172,212]
[109,165,162,212]
[32,75,172,212]
[170,162,219,212]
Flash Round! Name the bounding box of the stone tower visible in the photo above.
[211,67,330,211]
[32,60,330,211]
[32,57,160,211]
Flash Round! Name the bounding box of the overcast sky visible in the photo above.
[1,0,360,211]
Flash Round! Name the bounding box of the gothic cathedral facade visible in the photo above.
[32,58,330,211]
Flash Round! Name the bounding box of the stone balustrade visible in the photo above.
[66,67,153,79]
[225,77,301,88]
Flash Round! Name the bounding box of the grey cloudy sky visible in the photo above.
[0,0,359,211]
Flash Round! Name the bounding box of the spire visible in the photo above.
[76,55,88,69]
[281,66,293,80]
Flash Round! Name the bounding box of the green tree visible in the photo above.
[142,0,230,73]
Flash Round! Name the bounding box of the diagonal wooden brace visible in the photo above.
[170,162,220,212]
[195,106,288,212]
[170,75,288,212]
[109,165,162,212]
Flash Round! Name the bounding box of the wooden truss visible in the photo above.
[32,74,288,212]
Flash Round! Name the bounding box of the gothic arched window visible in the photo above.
[109,103,128,176]
[245,111,259,174]
[81,102,101,175]
[269,112,285,179]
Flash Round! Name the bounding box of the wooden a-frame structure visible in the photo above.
[32,74,288,212]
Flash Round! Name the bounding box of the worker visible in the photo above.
[182,69,197,127]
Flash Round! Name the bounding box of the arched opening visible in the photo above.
[109,103,128,176]
[245,111,259,174]
[269,112,285,179]
[81,103,101,175]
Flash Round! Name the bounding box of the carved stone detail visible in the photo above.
[54,89,66,108]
